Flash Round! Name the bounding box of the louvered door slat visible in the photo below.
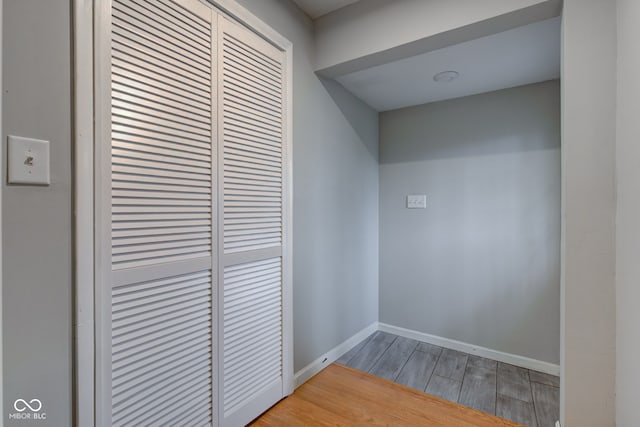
[113,338,211,392]
[225,112,282,136]
[223,84,282,116]
[226,139,282,158]
[111,27,209,84]
[113,153,210,172]
[112,101,211,134]
[113,165,211,180]
[113,171,211,188]
[109,0,215,426]
[224,95,282,121]
[222,43,281,80]
[112,150,211,172]
[223,62,282,97]
[225,148,280,167]
[222,72,282,102]
[113,114,212,145]
[155,0,211,33]
[144,386,211,427]
[225,131,281,149]
[112,135,212,162]
[112,98,211,131]
[112,5,211,67]
[224,33,281,72]
[120,0,211,48]
[114,361,211,425]
[112,80,211,120]
[225,109,283,135]
[112,56,211,102]
[112,35,211,89]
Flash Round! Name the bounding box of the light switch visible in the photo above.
[8,135,50,185]
[407,194,427,209]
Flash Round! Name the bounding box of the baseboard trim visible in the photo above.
[294,322,379,388]
[378,323,560,376]
[294,321,559,388]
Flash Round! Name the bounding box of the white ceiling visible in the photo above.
[335,17,561,112]
[293,0,360,19]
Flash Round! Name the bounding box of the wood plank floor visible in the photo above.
[251,364,523,427]
[336,332,560,427]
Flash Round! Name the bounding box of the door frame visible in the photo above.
[0,0,4,423]
[73,0,293,425]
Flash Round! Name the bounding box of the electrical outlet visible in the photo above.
[407,194,427,209]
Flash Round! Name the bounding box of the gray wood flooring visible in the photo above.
[336,332,560,427]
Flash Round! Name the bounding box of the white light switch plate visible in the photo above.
[407,194,427,209]
[8,135,50,185]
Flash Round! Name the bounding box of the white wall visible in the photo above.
[379,81,561,364]
[2,0,73,425]
[314,0,561,76]
[615,0,640,425]
[561,0,617,425]
[236,0,380,372]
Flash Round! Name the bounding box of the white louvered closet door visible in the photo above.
[217,17,289,427]
[108,0,216,425]
[99,0,290,425]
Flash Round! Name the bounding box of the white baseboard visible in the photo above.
[294,322,378,388]
[294,321,558,389]
[378,323,560,376]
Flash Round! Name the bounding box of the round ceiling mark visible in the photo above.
[433,70,460,83]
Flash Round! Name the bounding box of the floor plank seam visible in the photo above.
[460,352,470,407]
[494,364,499,417]
[430,348,445,393]
[527,370,540,427]
[422,346,442,393]
[367,335,397,374]
[392,344,417,383]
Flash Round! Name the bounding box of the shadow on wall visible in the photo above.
[320,77,379,160]
[380,80,561,164]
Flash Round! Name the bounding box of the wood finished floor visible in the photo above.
[336,332,560,427]
[251,363,523,427]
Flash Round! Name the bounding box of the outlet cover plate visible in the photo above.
[407,194,426,209]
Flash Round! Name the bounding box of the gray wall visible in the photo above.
[235,0,381,372]
[561,1,617,425]
[2,0,73,425]
[616,0,640,425]
[379,81,560,364]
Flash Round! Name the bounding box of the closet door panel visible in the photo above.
[218,16,287,426]
[107,0,216,425]
[222,257,282,414]
[111,271,213,426]
[111,0,214,270]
